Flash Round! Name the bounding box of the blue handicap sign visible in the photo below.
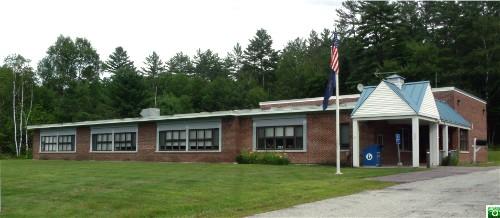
[395,133,401,145]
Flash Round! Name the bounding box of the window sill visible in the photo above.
[39,151,76,154]
[254,150,307,153]
[90,151,138,153]
[155,150,221,153]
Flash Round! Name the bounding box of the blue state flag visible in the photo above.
[322,71,336,111]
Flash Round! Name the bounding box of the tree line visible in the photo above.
[1,1,499,156]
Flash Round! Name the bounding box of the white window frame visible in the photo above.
[156,120,222,153]
[39,128,77,153]
[252,115,307,152]
[90,125,138,153]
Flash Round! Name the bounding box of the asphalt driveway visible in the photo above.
[251,167,500,217]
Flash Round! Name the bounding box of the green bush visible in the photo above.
[442,152,459,166]
[236,151,289,165]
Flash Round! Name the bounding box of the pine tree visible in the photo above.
[167,52,194,75]
[142,51,166,107]
[241,29,279,91]
[103,46,135,74]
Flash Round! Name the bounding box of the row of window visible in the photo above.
[40,135,75,152]
[40,128,221,152]
[158,129,219,151]
[38,124,472,153]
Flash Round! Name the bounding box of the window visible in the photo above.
[376,134,384,145]
[340,123,349,150]
[91,129,137,152]
[114,132,136,151]
[58,135,75,151]
[460,129,468,151]
[41,135,75,152]
[256,125,303,151]
[188,128,219,151]
[158,130,186,151]
[398,128,412,151]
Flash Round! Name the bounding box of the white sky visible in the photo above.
[0,0,341,69]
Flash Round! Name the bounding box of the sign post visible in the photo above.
[396,133,402,166]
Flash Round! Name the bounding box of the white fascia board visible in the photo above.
[432,87,486,104]
[27,102,356,130]
[439,121,471,130]
[259,94,360,106]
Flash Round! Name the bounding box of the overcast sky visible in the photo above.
[0,0,341,69]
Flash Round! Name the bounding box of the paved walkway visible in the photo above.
[251,167,500,218]
[372,166,498,183]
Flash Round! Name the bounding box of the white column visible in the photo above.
[429,123,439,166]
[412,117,420,167]
[352,119,360,167]
[443,125,449,157]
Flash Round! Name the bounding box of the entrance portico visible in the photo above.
[351,74,471,167]
[352,116,441,167]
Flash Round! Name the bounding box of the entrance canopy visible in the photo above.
[351,75,471,167]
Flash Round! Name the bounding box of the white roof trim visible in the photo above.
[432,87,486,104]
[259,94,360,106]
[28,102,357,130]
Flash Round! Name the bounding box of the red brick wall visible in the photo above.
[434,90,488,163]
[35,118,247,162]
[33,129,40,159]
[32,88,488,164]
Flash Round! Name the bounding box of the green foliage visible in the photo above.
[236,151,290,165]
[2,2,500,155]
[109,68,149,118]
[103,46,135,74]
[442,152,459,166]
[241,29,279,91]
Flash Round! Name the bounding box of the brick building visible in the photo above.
[28,75,488,166]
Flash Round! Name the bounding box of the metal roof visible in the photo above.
[27,102,357,130]
[435,100,471,128]
[400,81,429,112]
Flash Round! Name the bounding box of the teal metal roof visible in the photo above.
[351,86,376,115]
[352,80,431,116]
[435,100,471,128]
[401,81,429,112]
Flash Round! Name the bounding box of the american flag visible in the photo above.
[330,33,340,74]
[322,32,340,111]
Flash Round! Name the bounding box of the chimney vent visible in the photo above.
[140,108,160,117]
[386,74,405,89]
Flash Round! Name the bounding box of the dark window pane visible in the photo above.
[340,124,349,149]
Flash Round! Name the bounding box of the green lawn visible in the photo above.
[489,148,500,164]
[1,160,418,217]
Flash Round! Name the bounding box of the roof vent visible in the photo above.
[386,74,405,89]
[140,108,160,117]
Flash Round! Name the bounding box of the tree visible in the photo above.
[38,35,100,92]
[109,68,148,117]
[3,54,35,157]
[241,29,279,91]
[226,43,244,79]
[193,49,228,80]
[141,51,166,107]
[103,46,135,74]
[167,52,194,75]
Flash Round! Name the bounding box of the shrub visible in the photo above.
[236,151,289,165]
[442,152,459,166]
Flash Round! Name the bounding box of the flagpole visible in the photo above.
[335,72,342,175]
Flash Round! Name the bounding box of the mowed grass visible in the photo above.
[489,148,500,164]
[1,160,418,217]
